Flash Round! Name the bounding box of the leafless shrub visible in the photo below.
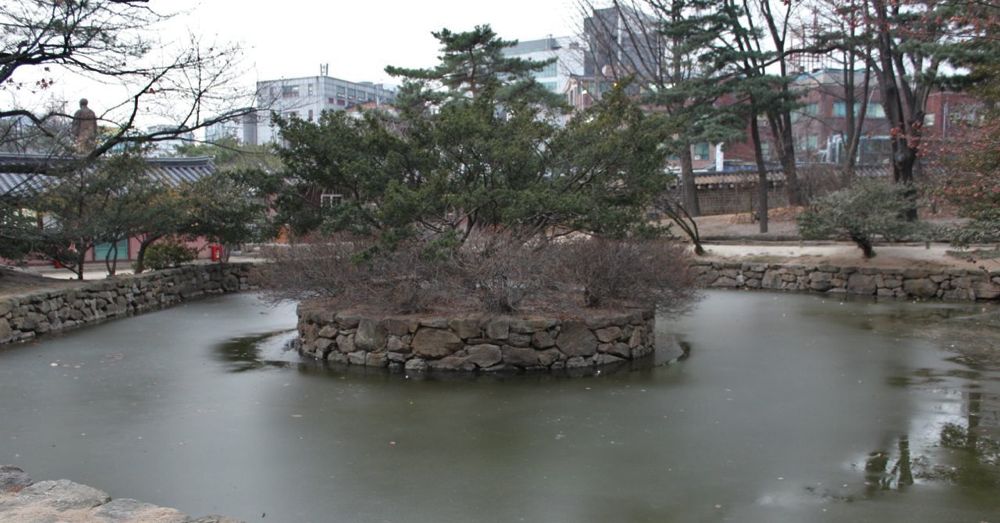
[546,237,696,311]
[454,233,550,313]
[258,237,458,314]
[260,232,697,315]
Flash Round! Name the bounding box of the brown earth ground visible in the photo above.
[0,267,86,299]
[685,208,1000,272]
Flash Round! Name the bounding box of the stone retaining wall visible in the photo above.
[297,304,656,373]
[693,261,1000,300]
[0,263,254,345]
[0,465,239,522]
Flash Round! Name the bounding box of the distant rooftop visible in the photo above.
[0,153,215,197]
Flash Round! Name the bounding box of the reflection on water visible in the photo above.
[212,330,301,372]
[1,291,999,522]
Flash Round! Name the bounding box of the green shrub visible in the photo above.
[797,179,923,258]
[141,241,196,270]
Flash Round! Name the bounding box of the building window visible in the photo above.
[833,101,847,117]
[308,109,314,121]
[693,142,710,161]
[307,84,314,96]
[336,86,346,95]
[282,85,300,98]
[320,193,343,207]
[804,103,818,115]
[867,103,885,118]
[925,113,936,126]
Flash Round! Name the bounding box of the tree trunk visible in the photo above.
[679,145,700,217]
[778,127,803,206]
[76,249,87,280]
[750,115,769,234]
[133,235,163,274]
[852,233,876,258]
[891,140,919,221]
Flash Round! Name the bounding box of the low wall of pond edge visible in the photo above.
[0,465,240,522]
[692,261,1000,301]
[297,303,656,373]
[0,263,255,346]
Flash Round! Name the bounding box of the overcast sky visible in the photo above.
[170,0,583,86]
[5,0,587,130]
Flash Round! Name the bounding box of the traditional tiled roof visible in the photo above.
[0,153,215,198]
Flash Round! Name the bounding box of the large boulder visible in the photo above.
[411,328,463,358]
[557,322,598,357]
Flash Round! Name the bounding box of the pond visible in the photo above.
[1,291,998,522]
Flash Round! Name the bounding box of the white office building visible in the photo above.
[503,36,585,96]
[248,71,396,145]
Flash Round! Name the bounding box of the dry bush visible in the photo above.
[454,233,549,313]
[259,238,459,314]
[260,233,697,315]
[546,237,695,311]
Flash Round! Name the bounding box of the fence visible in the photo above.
[668,164,894,216]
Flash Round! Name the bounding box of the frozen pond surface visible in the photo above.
[1,291,998,522]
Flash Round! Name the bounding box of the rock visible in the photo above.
[711,276,737,288]
[11,479,110,511]
[485,318,510,340]
[0,320,12,343]
[536,349,561,367]
[314,338,334,355]
[428,355,470,371]
[902,278,938,299]
[354,319,386,351]
[335,313,361,329]
[594,326,622,343]
[531,330,556,349]
[318,325,339,338]
[514,318,552,332]
[404,358,428,372]
[0,465,31,493]
[92,498,189,522]
[609,342,631,358]
[448,318,481,339]
[327,352,348,364]
[190,516,244,523]
[365,352,388,368]
[386,336,408,353]
[347,351,367,365]
[761,270,783,289]
[973,280,1000,300]
[381,318,413,336]
[594,353,625,366]
[221,274,240,292]
[418,317,449,329]
[565,356,590,369]
[557,322,598,357]
[0,301,11,317]
[466,344,502,368]
[507,332,531,347]
[628,328,644,348]
[335,334,355,354]
[411,328,463,358]
[501,346,539,367]
[847,273,877,295]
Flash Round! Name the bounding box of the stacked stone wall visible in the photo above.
[693,261,1000,300]
[0,263,254,345]
[297,306,656,373]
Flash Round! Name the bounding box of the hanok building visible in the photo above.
[0,153,218,267]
